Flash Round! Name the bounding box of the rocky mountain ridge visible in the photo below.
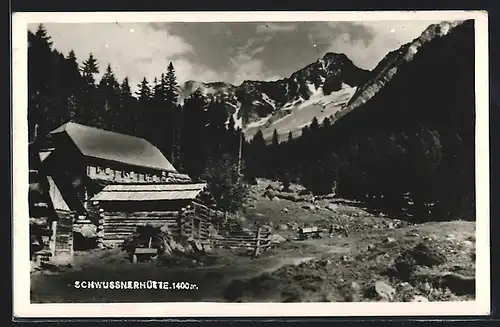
[180,52,371,140]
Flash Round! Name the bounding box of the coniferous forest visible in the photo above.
[28,22,476,221]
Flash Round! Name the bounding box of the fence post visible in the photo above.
[254,227,262,257]
[96,208,105,249]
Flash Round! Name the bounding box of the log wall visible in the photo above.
[100,210,182,246]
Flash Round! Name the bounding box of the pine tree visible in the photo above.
[119,77,137,135]
[271,129,279,148]
[98,63,121,130]
[28,25,55,139]
[80,53,100,126]
[64,50,83,122]
[135,77,152,138]
[164,62,181,165]
[180,88,208,178]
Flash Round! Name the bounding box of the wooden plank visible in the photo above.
[104,211,180,217]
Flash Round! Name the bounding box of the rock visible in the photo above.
[399,282,411,288]
[268,234,286,244]
[203,244,213,253]
[351,281,361,292]
[283,207,289,213]
[367,244,376,251]
[422,282,432,293]
[302,204,316,210]
[271,196,280,201]
[160,225,172,235]
[266,183,281,191]
[374,281,396,301]
[462,240,473,248]
[325,203,339,211]
[242,228,254,236]
[411,295,429,302]
[340,255,352,262]
[163,241,173,255]
[387,222,395,229]
[288,222,299,230]
[439,273,475,296]
[318,259,330,267]
[278,224,288,231]
[383,237,397,244]
[73,224,97,238]
[172,243,185,254]
[190,239,204,252]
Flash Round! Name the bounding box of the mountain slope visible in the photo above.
[340,20,468,121]
[324,19,476,216]
[180,53,371,141]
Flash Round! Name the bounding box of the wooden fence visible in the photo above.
[190,201,273,255]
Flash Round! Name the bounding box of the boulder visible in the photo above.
[411,295,429,302]
[374,281,396,301]
[73,224,97,238]
[268,234,286,244]
[383,237,397,244]
[160,224,173,235]
[439,273,475,296]
[278,224,288,231]
[351,281,361,292]
[325,203,339,211]
[302,204,316,210]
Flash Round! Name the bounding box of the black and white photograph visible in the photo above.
[12,11,489,318]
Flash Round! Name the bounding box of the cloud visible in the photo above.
[256,22,298,33]
[312,20,443,70]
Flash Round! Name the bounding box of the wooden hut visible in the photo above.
[89,183,209,246]
[34,122,217,254]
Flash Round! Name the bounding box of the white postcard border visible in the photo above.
[12,10,490,318]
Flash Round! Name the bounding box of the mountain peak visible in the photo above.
[322,52,348,59]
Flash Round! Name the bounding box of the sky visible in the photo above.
[28,20,443,93]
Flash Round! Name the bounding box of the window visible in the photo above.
[130,171,135,179]
[105,168,111,175]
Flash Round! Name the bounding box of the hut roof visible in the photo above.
[49,122,178,173]
[90,183,207,202]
